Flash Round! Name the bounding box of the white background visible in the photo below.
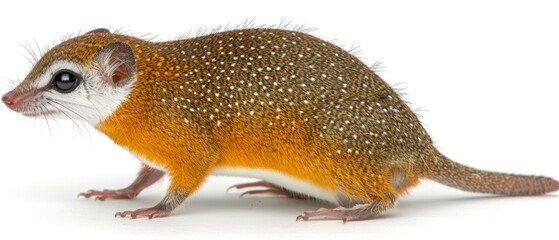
[0,0,558,239]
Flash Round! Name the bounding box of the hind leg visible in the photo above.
[296,195,397,222]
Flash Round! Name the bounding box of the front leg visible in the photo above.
[115,187,188,219]
[79,164,165,201]
[115,154,218,219]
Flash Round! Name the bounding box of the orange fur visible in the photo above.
[10,27,557,221]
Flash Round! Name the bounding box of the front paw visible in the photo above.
[78,189,138,201]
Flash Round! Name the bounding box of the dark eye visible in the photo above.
[53,71,80,93]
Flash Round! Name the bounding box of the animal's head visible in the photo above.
[2,29,138,126]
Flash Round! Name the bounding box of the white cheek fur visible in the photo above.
[77,74,134,126]
[29,60,134,126]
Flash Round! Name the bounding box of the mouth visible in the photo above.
[22,110,60,117]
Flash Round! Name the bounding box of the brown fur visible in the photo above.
[12,28,559,219]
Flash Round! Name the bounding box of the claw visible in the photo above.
[77,189,95,198]
[77,189,138,201]
[228,181,314,200]
[115,207,170,219]
[226,181,274,193]
[295,200,396,222]
[239,189,289,198]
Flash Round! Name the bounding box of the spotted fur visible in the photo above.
[6,28,559,220]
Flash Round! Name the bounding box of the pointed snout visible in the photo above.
[2,89,37,112]
[2,91,16,109]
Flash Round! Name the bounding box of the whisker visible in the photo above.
[80,118,93,141]
[45,104,64,130]
[39,104,52,138]
[48,100,89,123]
[46,102,88,139]
[18,41,38,66]
[85,100,106,123]
[34,37,45,57]
[1,76,18,89]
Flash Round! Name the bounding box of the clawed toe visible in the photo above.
[228,181,291,198]
[226,181,276,192]
[227,181,315,200]
[240,188,290,198]
[115,207,170,219]
[78,189,137,201]
[296,209,351,222]
[296,201,397,222]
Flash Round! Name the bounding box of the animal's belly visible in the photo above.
[212,166,338,204]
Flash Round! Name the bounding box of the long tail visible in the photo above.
[424,153,559,195]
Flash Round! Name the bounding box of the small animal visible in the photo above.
[2,28,558,222]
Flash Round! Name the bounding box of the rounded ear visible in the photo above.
[86,28,111,34]
[93,42,136,86]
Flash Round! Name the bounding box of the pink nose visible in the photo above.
[2,92,15,108]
